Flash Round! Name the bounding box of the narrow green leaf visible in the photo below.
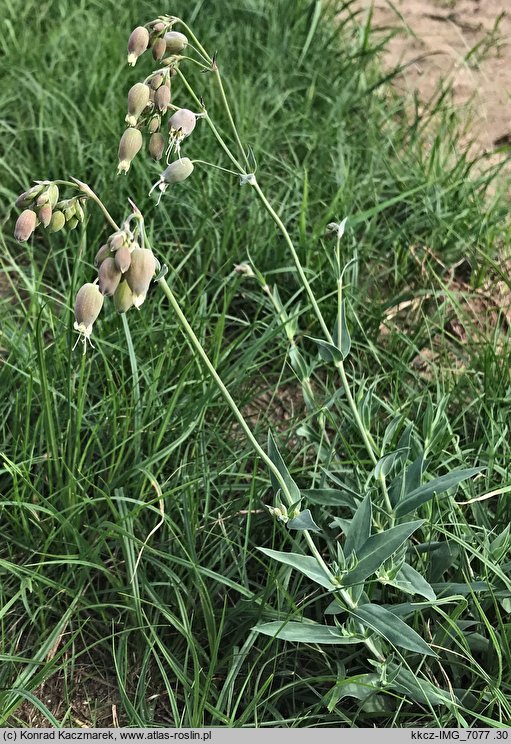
[350,603,437,656]
[258,548,336,590]
[287,508,321,533]
[267,431,301,503]
[344,493,372,557]
[305,336,345,363]
[388,666,457,707]
[253,621,363,645]
[374,447,409,480]
[385,563,436,601]
[332,299,351,359]
[342,520,424,587]
[302,488,356,508]
[395,467,485,517]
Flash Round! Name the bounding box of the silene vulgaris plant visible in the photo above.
[14,14,494,714]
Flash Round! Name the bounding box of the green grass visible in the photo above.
[1,0,511,728]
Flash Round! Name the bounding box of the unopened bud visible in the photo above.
[109,230,128,251]
[94,243,112,267]
[149,133,165,161]
[36,190,50,207]
[152,38,167,61]
[113,280,134,313]
[74,199,85,223]
[98,257,122,296]
[164,31,188,54]
[151,21,166,33]
[125,247,156,307]
[47,184,60,207]
[125,83,151,126]
[48,210,66,233]
[127,26,150,66]
[14,209,37,241]
[118,128,143,174]
[67,217,79,230]
[154,85,170,113]
[150,73,164,90]
[148,114,161,134]
[114,245,132,273]
[38,203,53,228]
[15,184,44,208]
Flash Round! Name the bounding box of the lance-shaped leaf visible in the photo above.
[258,548,337,590]
[267,431,301,503]
[395,467,485,517]
[253,621,363,645]
[342,520,424,587]
[287,508,321,533]
[344,493,372,557]
[350,603,437,656]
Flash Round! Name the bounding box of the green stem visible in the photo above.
[213,69,251,170]
[156,274,385,661]
[121,313,141,454]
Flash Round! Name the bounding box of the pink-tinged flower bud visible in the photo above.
[48,210,65,233]
[151,21,166,33]
[118,128,143,174]
[14,209,37,241]
[125,248,156,307]
[36,190,50,207]
[152,38,166,61]
[113,280,134,313]
[125,83,151,126]
[94,243,112,267]
[169,108,196,137]
[114,245,132,273]
[74,282,104,352]
[108,230,128,251]
[38,203,53,228]
[98,257,122,296]
[164,31,188,54]
[154,85,170,113]
[150,73,164,90]
[15,184,44,208]
[127,26,150,66]
[162,157,194,184]
[149,133,165,161]
[148,114,161,134]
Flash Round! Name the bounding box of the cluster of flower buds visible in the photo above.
[119,17,200,195]
[14,182,86,242]
[73,222,157,352]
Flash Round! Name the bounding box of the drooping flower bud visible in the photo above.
[73,282,104,352]
[149,158,194,201]
[154,85,170,114]
[98,257,122,296]
[36,190,50,207]
[125,83,151,126]
[162,158,194,184]
[150,73,164,90]
[117,128,143,174]
[94,243,112,267]
[149,133,165,161]
[164,31,188,54]
[148,114,161,134]
[15,184,44,208]
[67,216,79,230]
[47,184,59,207]
[38,203,53,228]
[48,210,66,233]
[151,21,166,34]
[74,199,85,223]
[127,26,150,66]
[169,108,196,137]
[125,247,156,307]
[168,108,196,155]
[14,209,37,242]
[113,280,134,314]
[108,230,129,251]
[114,246,132,273]
[152,38,167,61]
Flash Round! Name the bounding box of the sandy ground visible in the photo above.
[353,0,511,156]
